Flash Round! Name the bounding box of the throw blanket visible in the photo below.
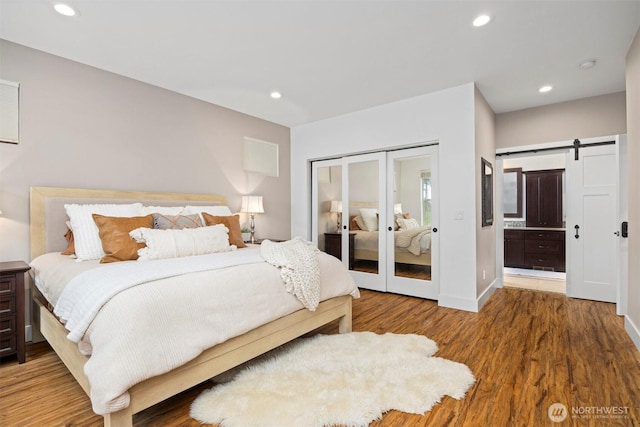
[395,226,431,256]
[261,238,321,311]
[54,249,264,342]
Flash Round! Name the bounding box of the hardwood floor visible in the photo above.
[1,288,638,426]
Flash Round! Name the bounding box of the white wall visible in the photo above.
[625,27,640,350]
[474,86,497,301]
[292,83,483,311]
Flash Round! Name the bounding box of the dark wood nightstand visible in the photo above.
[324,233,355,269]
[0,261,30,364]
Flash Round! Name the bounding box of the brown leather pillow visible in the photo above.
[349,215,360,230]
[92,214,154,263]
[201,213,247,248]
[61,227,75,255]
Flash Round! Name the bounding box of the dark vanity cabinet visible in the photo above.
[504,229,565,272]
[525,170,563,228]
[504,229,526,268]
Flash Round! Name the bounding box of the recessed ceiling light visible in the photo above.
[539,85,553,93]
[54,3,78,16]
[579,59,597,70]
[473,14,491,27]
[270,91,282,99]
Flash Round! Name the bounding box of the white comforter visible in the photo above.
[30,247,359,415]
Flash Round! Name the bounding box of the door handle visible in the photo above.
[574,224,580,239]
[432,227,438,233]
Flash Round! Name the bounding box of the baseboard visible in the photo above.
[477,279,497,310]
[438,294,479,312]
[438,279,498,313]
[625,316,640,352]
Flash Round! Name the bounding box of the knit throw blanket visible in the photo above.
[260,238,321,311]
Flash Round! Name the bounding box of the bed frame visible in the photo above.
[29,186,353,427]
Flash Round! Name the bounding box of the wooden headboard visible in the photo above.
[29,187,227,260]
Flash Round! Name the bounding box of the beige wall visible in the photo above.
[625,27,640,350]
[474,85,496,297]
[496,92,626,148]
[0,40,291,263]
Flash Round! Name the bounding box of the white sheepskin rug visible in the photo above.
[190,332,475,427]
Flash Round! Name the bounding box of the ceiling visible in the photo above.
[1,1,639,128]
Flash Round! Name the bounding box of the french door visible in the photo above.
[311,145,439,299]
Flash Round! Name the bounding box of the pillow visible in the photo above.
[184,205,233,225]
[61,225,75,256]
[396,217,420,231]
[349,215,361,230]
[201,212,246,248]
[140,205,187,216]
[354,215,366,231]
[153,213,203,229]
[359,208,379,231]
[92,214,154,263]
[64,203,143,261]
[129,224,233,261]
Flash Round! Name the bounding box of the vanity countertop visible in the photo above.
[504,226,566,231]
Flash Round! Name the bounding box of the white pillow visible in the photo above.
[64,203,143,261]
[359,208,379,232]
[139,205,186,216]
[129,224,234,261]
[397,217,420,231]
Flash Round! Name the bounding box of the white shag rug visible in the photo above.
[190,332,475,427]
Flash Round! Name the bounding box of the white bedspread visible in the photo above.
[31,247,359,415]
[54,249,263,342]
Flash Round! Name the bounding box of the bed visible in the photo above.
[29,186,358,427]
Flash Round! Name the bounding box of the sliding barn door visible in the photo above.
[566,144,618,302]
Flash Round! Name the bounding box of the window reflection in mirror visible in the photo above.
[503,168,523,218]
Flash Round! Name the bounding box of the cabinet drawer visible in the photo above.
[0,315,15,335]
[0,276,16,295]
[0,334,17,356]
[524,253,562,270]
[504,229,525,240]
[526,230,565,241]
[0,296,16,317]
[524,239,562,255]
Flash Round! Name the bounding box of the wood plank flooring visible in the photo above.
[1,287,639,426]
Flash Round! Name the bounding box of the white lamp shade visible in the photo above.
[330,200,342,213]
[240,195,264,214]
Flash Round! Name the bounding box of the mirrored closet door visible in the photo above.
[386,146,439,299]
[311,145,439,299]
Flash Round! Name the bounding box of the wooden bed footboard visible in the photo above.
[33,288,352,427]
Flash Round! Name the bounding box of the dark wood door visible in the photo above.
[526,170,563,228]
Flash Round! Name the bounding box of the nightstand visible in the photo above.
[0,261,30,364]
[324,233,355,269]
